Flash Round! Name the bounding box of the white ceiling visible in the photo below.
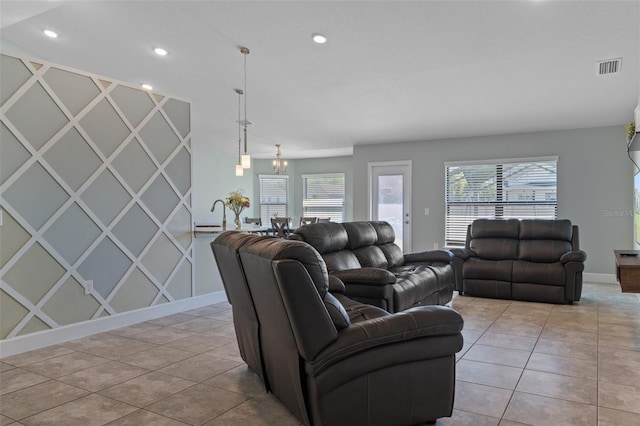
[1,1,638,159]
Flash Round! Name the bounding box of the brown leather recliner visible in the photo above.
[211,231,359,388]
[451,219,586,304]
[211,232,271,388]
[213,231,464,425]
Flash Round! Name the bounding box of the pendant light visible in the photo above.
[235,88,244,176]
[240,46,251,169]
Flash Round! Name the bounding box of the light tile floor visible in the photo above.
[1,281,640,425]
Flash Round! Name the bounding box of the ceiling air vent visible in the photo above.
[597,58,622,76]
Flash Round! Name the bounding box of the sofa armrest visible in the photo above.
[332,268,397,285]
[309,305,463,372]
[560,250,587,263]
[404,249,453,264]
[328,275,346,294]
[450,247,475,260]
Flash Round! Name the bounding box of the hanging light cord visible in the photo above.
[237,89,243,164]
[242,47,249,154]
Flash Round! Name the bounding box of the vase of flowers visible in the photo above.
[626,120,637,144]
[226,190,250,229]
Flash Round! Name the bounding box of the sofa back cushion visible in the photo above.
[323,250,362,273]
[518,219,573,262]
[370,221,396,244]
[342,222,377,249]
[519,219,573,240]
[468,219,519,260]
[290,222,348,254]
[353,246,388,269]
[245,238,330,297]
[370,221,405,267]
[290,220,404,270]
[378,243,405,268]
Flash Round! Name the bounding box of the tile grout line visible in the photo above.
[495,300,549,424]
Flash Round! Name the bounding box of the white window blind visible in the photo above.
[302,173,345,222]
[445,157,558,246]
[259,174,289,225]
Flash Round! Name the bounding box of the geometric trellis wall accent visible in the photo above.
[0,53,193,339]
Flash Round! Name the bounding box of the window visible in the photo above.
[302,173,346,222]
[259,174,289,225]
[445,157,558,246]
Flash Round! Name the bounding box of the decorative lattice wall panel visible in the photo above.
[0,53,193,339]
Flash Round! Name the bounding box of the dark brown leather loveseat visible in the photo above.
[289,221,454,313]
[212,231,464,426]
[451,219,586,304]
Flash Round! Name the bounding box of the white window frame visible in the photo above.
[301,173,346,223]
[258,174,289,225]
[444,156,558,247]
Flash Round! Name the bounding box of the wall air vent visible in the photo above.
[597,58,622,76]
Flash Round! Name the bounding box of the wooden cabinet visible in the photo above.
[614,250,640,293]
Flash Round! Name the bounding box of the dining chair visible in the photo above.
[244,217,262,226]
[270,217,291,238]
[317,218,331,223]
[299,217,319,226]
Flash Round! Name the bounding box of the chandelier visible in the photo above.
[273,144,287,175]
[240,46,251,169]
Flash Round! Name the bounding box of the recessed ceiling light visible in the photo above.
[44,29,58,38]
[141,84,153,90]
[312,33,327,44]
[154,47,168,56]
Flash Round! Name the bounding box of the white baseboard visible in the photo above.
[583,272,617,284]
[0,291,228,358]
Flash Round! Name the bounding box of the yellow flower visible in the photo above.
[226,190,250,215]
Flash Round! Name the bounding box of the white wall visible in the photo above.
[353,126,632,275]
[190,113,255,296]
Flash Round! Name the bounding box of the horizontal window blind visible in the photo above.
[259,174,288,225]
[445,157,558,246]
[302,173,345,222]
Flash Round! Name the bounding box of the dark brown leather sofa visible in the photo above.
[451,219,586,304]
[212,231,464,426]
[289,221,454,313]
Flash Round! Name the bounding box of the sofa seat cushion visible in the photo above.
[463,258,513,282]
[389,265,439,310]
[512,260,565,286]
[334,293,390,323]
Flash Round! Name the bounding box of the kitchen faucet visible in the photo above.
[211,199,227,230]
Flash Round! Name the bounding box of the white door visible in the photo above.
[369,161,412,252]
